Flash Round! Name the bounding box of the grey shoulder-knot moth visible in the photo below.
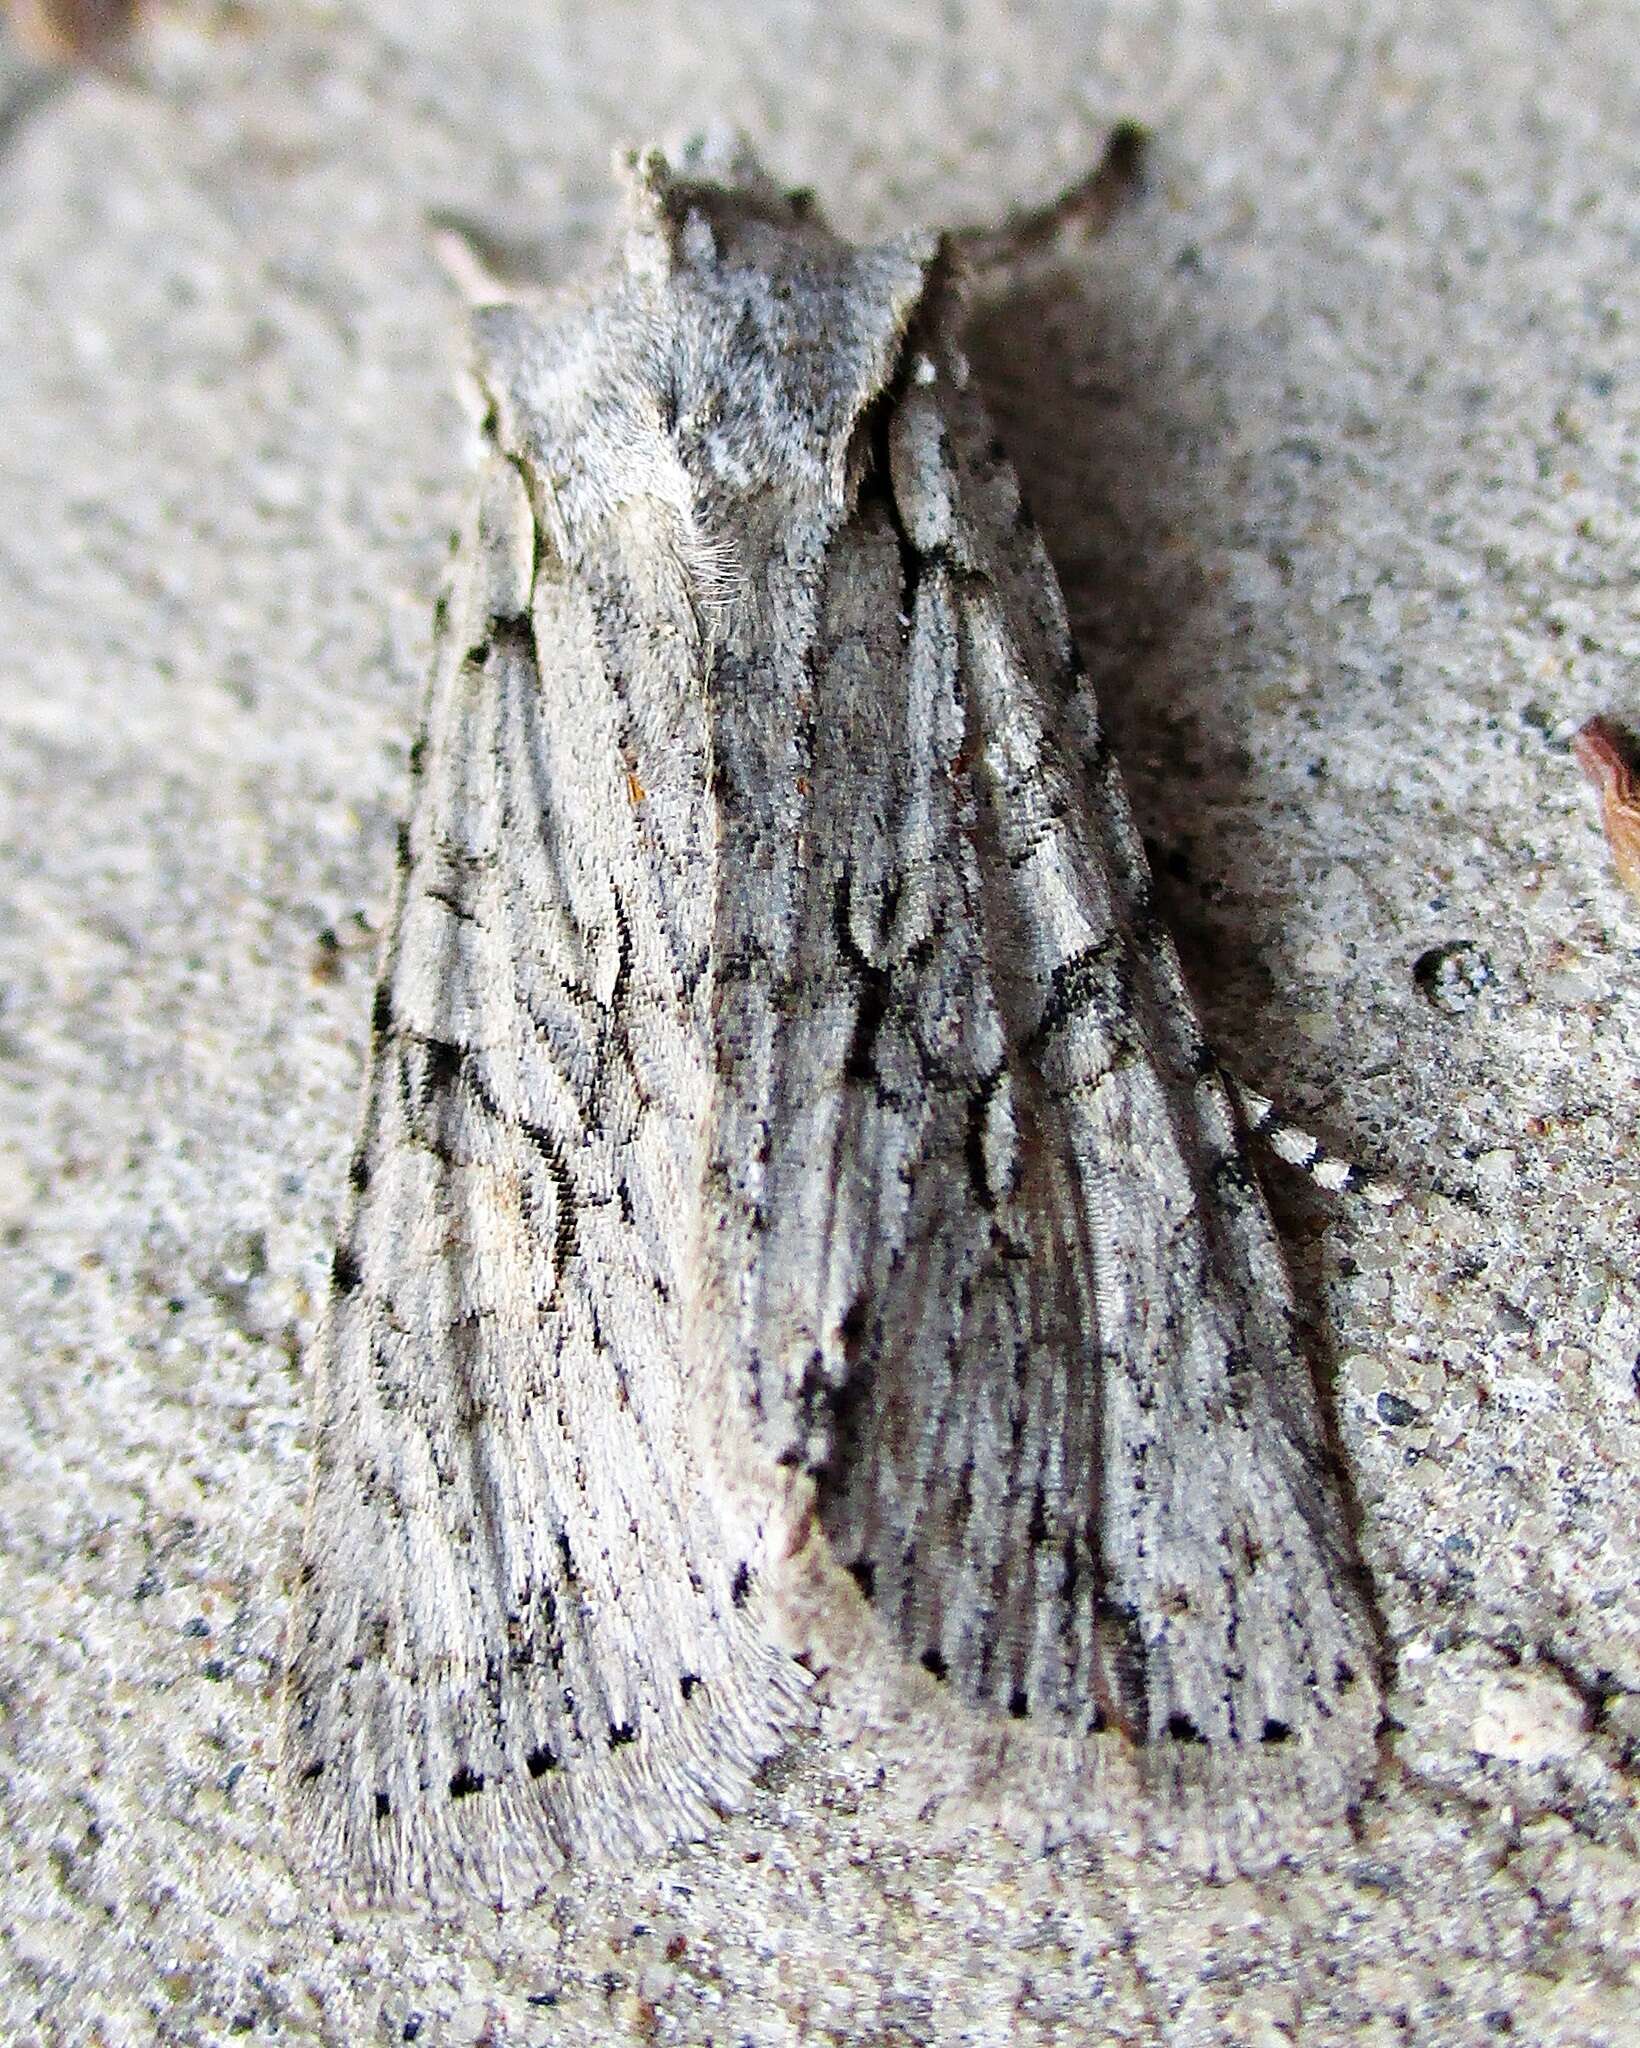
[282,128,1381,1907]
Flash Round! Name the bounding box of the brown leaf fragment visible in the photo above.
[1572,715,1640,904]
[3,0,134,64]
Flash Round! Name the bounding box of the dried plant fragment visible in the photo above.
[4,0,135,63]
[1572,715,1640,904]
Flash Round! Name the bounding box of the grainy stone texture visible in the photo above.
[0,2,1634,2043]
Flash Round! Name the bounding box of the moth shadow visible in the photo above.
[967,271,1290,1060]
[966,269,1377,1492]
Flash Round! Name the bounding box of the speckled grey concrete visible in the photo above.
[1,4,1635,2044]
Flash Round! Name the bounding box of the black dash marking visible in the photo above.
[525,1744,558,1779]
[370,983,393,1036]
[963,1068,1005,1209]
[1260,1718,1293,1746]
[297,1758,324,1785]
[347,1151,370,1193]
[846,1557,877,1601]
[845,966,891,1084]
[1008,1687,1030,1719]
[607,1721,637,1750]
[419,1035,463,1101]
[679,1673,702,1701]
[395,821,412,871]
[1164,1713,1205,1745]
[448,1764,484,1799]
[331,1246,362,1295]
[920,1648,949,1681]
[519,1118,580,1282]
[730,1561,752,1607]
[1057,1533,1081,1611]
[833,876,894,1084]
[374,1791,391,1820]
[1033,934,1123,1043]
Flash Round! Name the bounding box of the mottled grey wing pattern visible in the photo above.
[285,134,1380,1901]
[693,242,1379,1867]
[283,452,804,1906]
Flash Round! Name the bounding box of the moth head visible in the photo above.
[612,143,940,514]
[468,142,941,604]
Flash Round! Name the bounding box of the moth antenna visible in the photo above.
[951,119,1149,280]
[1228,1077,1405,1210]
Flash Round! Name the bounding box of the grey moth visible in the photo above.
[282,131,1380,1907]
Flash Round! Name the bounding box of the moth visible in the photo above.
[282,131,1381,1907]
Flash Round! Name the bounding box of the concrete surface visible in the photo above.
[0,2,1635,2042]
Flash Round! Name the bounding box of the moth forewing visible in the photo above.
[281,217,812,1909]
[675,151,1380,1876]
